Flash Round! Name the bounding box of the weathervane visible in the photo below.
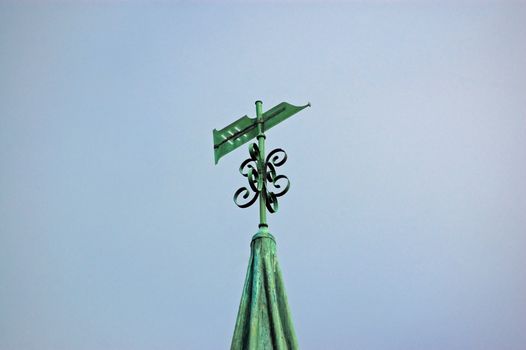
[213,100,310,349]
[213,100,310,230]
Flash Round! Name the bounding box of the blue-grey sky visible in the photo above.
[1,2,525,349]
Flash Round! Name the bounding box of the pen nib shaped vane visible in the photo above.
[234,143,290,213]
[213,102,310,164]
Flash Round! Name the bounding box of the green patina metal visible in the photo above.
[213,100,310,350]
[231,229,298,350]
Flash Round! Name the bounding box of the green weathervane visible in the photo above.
[213,100,310,350]
[214,100,310,226]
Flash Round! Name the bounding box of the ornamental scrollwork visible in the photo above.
[233,143,260,208]
[233,143,290,213]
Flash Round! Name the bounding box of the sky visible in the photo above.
[1,1,526,349]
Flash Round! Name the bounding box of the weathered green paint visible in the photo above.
[213,102,310,164]
[255,101,267,228]
[231,229,298,350]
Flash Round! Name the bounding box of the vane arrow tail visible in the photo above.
[213,115,258,164]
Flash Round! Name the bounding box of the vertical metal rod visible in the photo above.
[255,100,267,229]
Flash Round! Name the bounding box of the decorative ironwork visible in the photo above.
[233,143,260,208]
[234,144,290,214]
[265,148,290,213]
